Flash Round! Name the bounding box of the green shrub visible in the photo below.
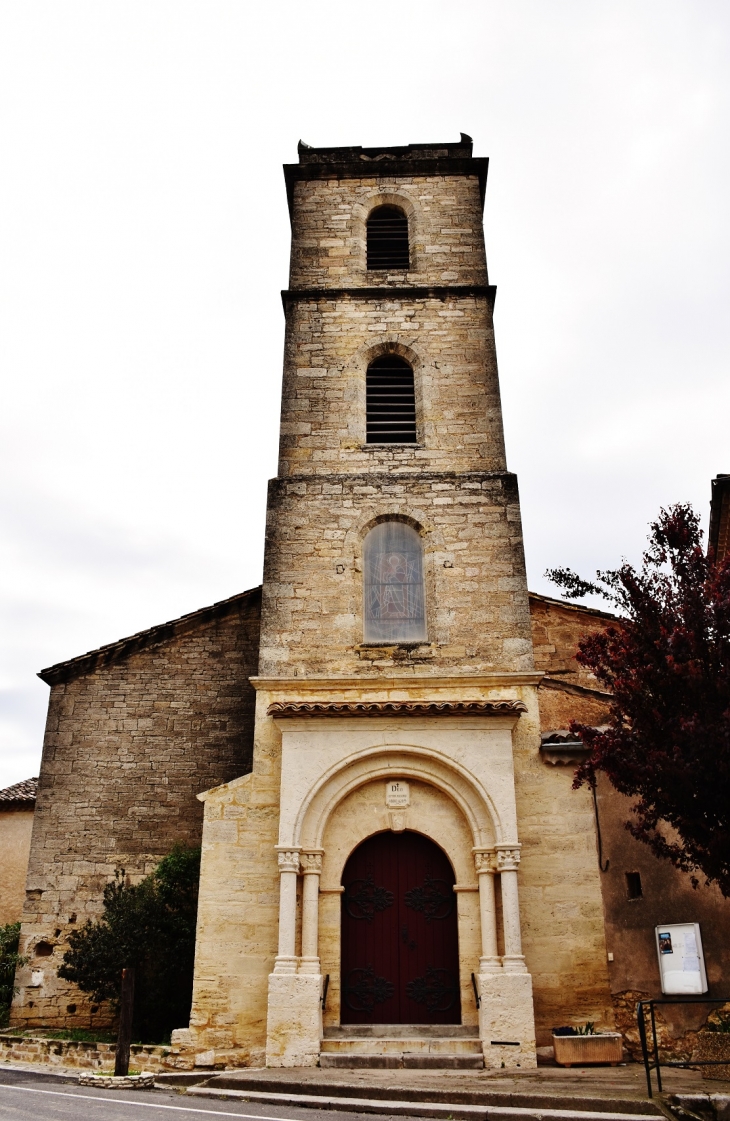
[0,922,27,1028]
[58,845,200,1043]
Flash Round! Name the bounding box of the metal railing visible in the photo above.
[471,972,481,1009]
[637,997,730,1097]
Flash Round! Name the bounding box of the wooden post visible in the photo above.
[114,966,135,1077]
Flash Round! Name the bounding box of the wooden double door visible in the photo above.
[340,831,461,1024]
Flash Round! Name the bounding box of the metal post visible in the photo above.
[114,966,135,1077]
[650,1003,662,1093]
[637,1001,653,1098]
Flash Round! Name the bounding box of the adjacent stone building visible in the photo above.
[0,778,37,926]
[11,137,730,1067]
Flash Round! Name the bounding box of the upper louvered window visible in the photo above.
[366,356,417,444]
[366,206,410,270]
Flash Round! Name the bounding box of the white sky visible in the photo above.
[1,2,728,788]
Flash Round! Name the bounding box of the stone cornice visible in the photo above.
[281,286,495,310]
[283,154,489,216]
[252,672,542,691]
[267,700,527,719]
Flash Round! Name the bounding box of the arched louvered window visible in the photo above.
[367,205,410,270]
[366,356,416,444]
[363,521,427,643]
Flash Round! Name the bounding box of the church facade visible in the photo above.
[13,138,730,1070]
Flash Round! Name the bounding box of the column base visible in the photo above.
[501,954,527,973]
[298,956,321,975]
[272,955,298,975]
[478,970,537,1070]
[265,972,322,1067]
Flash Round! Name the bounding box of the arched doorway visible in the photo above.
[340,831,461,1025]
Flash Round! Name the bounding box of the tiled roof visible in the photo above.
[38,585,262,687]
[528,591,619,622]
[0,777,38,804]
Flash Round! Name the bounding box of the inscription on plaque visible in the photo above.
[386,780,410,807]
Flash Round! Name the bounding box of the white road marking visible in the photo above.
[0,1083,320,1121]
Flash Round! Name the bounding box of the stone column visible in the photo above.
[473,849,501,970]
[299,850,323,974]
[497,846,527,973]
[273,847,300,974]
[267,845,322,1067]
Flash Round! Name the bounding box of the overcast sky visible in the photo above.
[1,1,728,788]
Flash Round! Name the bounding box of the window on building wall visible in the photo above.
[366,356,417,444]
[363,521,427,643]
[625,872,643,900]
[367,206,410,270]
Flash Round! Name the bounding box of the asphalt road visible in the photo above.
[0,1069,397,1121]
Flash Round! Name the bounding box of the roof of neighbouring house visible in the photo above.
[0,777,38,805]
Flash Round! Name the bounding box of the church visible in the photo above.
[12,136,730,1070]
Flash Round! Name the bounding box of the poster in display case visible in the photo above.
[655,923,708,995]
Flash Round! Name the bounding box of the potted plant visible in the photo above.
[693,1013,730,1080]
[552,1023,623,1067]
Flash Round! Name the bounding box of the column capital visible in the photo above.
[473,848,497,874]
[276,847,301,874]
[300,850,324,875]
[496,846,521,873]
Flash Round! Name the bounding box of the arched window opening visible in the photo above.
[363,522,427,643]
[367,206,410,270]
[366,356,416,444]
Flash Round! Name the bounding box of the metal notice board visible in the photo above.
[655,923,708,995]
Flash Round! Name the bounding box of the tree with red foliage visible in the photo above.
[547,504,730,897]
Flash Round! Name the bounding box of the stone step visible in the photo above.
[323,1023,477,1039]
[191,1073,664,1117]
[320,1051,484,1068]
[321,1036,482,1055]
[186,1085,661,1121]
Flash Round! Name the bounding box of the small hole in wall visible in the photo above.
[66,1004,76,1014]
[54,929,61,938]
[28,1001,34,1008]
[626,872,643,900]
[69,913,77,924]
[34,941,53,957]
[91,1005,98,1014]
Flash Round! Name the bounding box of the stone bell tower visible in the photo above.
[189,137,542,1070]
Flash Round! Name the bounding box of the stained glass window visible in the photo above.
[363,521,427,643]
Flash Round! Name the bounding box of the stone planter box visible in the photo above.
[553,1032,623,1067]
[78,1072,156,1089]
[694,1033,730,1081]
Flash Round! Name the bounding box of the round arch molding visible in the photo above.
[295,744,502,859]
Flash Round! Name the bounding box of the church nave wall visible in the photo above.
[11,588,261,1030]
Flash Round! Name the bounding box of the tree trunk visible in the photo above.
[114,966,135,1076]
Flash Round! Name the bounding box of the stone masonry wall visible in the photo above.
[0,807,35,925]
[11,588,261,1030]
[258,472,534,676]
[288,173,488,290]
[529,594,616,732]
[278,294,506,478]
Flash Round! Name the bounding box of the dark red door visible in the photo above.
[340,831,461,1024]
